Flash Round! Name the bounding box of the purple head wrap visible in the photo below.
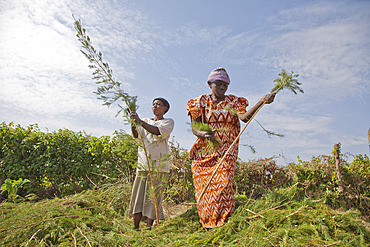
[207,67,230,85]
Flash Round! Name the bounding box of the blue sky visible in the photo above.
[1,0,369,165]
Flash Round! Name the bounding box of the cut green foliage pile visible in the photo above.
[191,185,369,246]
[0,181,368,246]
[0,180,132,246]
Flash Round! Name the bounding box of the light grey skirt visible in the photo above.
[128,172,169,220]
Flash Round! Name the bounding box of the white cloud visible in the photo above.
[0,0,136,135]
[169,76,209,97]
[262,2,370,98]
[165,22,231,47]
[193,1,370,100]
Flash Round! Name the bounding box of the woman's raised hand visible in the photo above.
[262,93,275,104]
[130,112,141,123]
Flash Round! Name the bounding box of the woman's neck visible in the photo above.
[153,115,164,121]
[210,94,225,104]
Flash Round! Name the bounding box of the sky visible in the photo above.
[1,0,369,165]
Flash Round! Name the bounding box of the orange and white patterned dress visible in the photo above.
[187,94,248,228]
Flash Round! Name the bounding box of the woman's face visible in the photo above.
[152,99,167,116]
[209,80,229,98]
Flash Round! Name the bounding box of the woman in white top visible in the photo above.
[128,97,174,230]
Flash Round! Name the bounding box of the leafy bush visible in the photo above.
[233,152,369,219]
[164,140,195,203]
[346,154,370,196]
[234,157,290,199]
[0,178,30,203]
[286,154,370,218]
[0,122,137,199]
[287,155,338,197]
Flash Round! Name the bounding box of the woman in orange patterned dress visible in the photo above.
[187,67,275,229]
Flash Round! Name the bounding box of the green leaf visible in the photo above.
[271,69,304,94]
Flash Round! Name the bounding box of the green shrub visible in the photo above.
[287,155,338,197]
[0,122,137,199]
[234,157,290,199]
[234,150,369,219]
[164,140,194,203]
[0,178,30,203]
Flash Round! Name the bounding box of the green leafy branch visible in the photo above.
[271,69,303,94]
[73,15,137,122]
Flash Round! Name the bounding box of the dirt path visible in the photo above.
[163,202,194,219]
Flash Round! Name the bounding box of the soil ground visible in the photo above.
[163,202,194,219]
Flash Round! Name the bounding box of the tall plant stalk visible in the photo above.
[73,16,160,224]
[334,143,345,193]
[197,69,303,204]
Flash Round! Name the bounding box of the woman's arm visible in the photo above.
[131,112,161,136]
[131,122,139,138]
[238,93,275,123]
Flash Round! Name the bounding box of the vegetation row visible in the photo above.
[0,121,369,246]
